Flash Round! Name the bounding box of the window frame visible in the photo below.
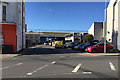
[2,5,6,21]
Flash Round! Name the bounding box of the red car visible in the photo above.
[85,43,114,53]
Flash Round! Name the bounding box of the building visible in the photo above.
[65,32,88,43]
[26,32,69,46]
[0,1,26,53]
[106,0,120,50]
[88,22,103,41]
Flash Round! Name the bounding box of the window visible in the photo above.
[99,44,104,46]
[2,6,6,21]
[35,36,38,38]
[99,44,108,46]
[30,36,33,38]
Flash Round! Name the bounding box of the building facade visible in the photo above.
[106,0,120,50]
[0,1,26,52]
[26,32,68,46]
[88,22,103,41]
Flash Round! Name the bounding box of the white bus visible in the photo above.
[65,32,87,43]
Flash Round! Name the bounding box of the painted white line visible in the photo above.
[17,63,23,65]
[26,65,47,76]
[27,73,32,76]
[0,63,23,70]
[51,61,56,64]
[72,64,82,73]
[26,61,56,76]
[83,72,92,74]
[109,62,116,71]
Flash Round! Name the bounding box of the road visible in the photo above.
[1,45,119,79]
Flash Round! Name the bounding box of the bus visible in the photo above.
[48,38,58,46]
[65,32,87,43]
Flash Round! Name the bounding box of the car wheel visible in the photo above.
[92,49,96,53]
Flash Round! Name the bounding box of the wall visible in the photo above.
[6,2,17,23]
[88,23,94,36]
[113,0,119,48]
[106,0,120,49]
[118,1,120,50]
[0,3,2,23]
[26,34,40,44]
[2,24,17,52]
[0,2,26,52]
[16,2,23,51]
[88,22,103,41]
[106,1,114,42]
[94,22,103,40]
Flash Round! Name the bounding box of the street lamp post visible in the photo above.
[104,0,107,53]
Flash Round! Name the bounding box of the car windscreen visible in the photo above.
[92,44,98,46]
[78,43,84,47]
[91,43,97,46]
[83,43,90,47]
[67,42,72,44]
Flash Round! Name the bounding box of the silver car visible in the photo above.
[73,43,84,50]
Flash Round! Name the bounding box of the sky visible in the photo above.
[25,2,108,32]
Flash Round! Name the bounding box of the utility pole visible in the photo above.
[104,0,107,53]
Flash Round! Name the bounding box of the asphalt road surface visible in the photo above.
[1,45,119,79]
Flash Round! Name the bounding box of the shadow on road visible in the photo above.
[21,45,84,55]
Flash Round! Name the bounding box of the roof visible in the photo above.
[26,32,70,35]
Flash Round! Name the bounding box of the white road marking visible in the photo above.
[0,63,23,70]
[26,61,56,76]
[27,73,32,76]
[26,65,47,76]
[65,72,81,75]
[109,62,116,71]
[51,61,56,64]
[83,72,92,74]
[17,63,23,65]
[72,64,82,73]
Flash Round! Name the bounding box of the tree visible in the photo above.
[83,34,94,43]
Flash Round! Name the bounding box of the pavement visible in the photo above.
[1,45,120,79]
[1,54,21,59]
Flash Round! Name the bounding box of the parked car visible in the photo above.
[90,40,99,44]
[69,42,81,49]
[79,43,91,51]
[85,43,114,53]
[67,42,76,48]
[64,42,72,48]
[44,41,48,45]
[73,43,84,50]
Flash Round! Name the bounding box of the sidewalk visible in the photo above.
[78,53,119,56]
[0,54,22,59]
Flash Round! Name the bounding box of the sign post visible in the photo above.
[104,0,107,53]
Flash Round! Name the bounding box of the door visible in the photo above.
[98,44,104,52]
